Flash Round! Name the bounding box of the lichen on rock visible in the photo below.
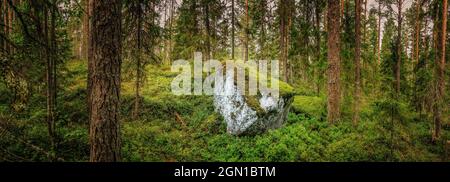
[213,63,295,135]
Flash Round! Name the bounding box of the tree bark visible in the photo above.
[433,0,447,140]
[89,0,122,162]
[327,0,341,124]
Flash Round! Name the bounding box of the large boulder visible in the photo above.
[214,72,295,135]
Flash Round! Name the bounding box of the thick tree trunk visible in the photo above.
[353,0,361,125]
[87,0,93,127]
[433,0,447,140]
[327,0,341,124]
[89,0,122,162]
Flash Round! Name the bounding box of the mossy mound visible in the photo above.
[291,96,326,119]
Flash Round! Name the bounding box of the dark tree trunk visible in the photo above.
[44,2,57,153]
[327,0,341,124]
[89,0,122,162]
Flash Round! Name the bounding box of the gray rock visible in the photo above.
[214,73,294,135]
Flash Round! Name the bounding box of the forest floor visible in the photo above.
[0,59,449,162]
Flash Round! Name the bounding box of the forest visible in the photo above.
[0,0,449,162]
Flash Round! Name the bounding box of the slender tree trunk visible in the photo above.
[4,0,9,53]
[377,1,381,65]
[244,0,249,62]
[133,0,143,120]
[259,0,266,59]
[89,0,122,162]
[353,0,361,125]
[315,1,322,95]
[363,0,367,40]
[44,2,56,153]
[286,0,293,83]
[7,0,13,53]
[204,1,211,61]
[1,0,4,52]
[341,0,345,20]
[395,0,403,94]
[231,0,235,60]
[280,0,288,82]
[327,0,341,124]
[433,0,447,140]
[82,0,89,60]
[414,0,422,65]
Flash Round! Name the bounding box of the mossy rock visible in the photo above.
[291,96,326,119]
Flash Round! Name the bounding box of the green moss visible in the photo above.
[244,95,265,115]
[291,96,326,119]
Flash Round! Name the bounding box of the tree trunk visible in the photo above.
[259,0,266,60]
[377,1,381,65]
[433,0,447,140]
[279,0,288,82]
[353,0,361,125]
[204,1,211,61]
[1,0,5,52]
[133,0,143,120]
[82,0,89,60]
[414,0,421,65]
[89,0,122,162]
[44,2,56,153]
[244,0,249,63]
[231,0,235,60]
[3,0,9,53]
[327,0,341,124]
[395,0,403,94]
[315,1,322,95]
